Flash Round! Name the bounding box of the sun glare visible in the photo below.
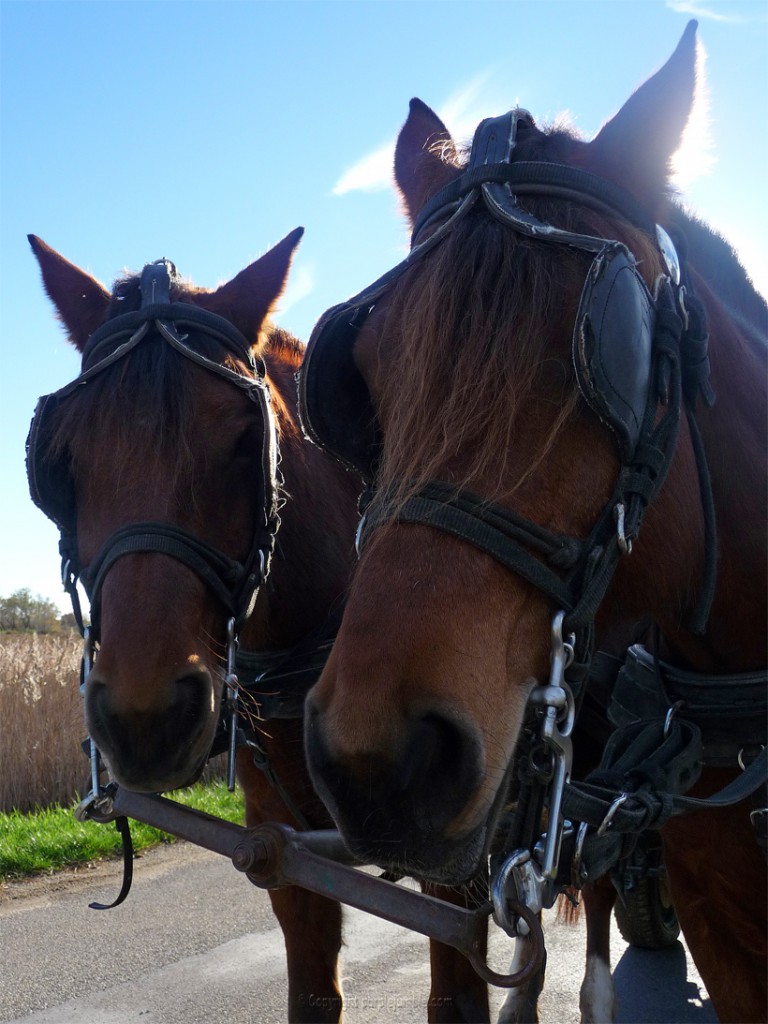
[671,37,715,187]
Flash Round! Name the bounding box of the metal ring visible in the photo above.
[663,700,685,738]
[596,793,628,837]
[738,744,765,771]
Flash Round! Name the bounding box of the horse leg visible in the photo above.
[424,883,490,1023]
[578,878,617,1023]
[661,784,767,1024]
[497,928,545,1024]
[268,886,344,1023]
[236,739,344,1023]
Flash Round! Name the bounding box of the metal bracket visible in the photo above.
[224,617,240,791]
[490,611,576,934]
[85,787,546,989]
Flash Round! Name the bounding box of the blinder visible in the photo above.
[300,108,666,477]
[299,300,381,478]
[27,258,280,631]
[574,244,655,462]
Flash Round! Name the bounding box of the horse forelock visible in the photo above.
[48,338,207,509]
[45,273,274,512]
[671,205,767,343]
[372,186,661,507]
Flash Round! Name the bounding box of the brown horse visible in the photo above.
[28,235,499,1023]
[27,234,363,1022]
[300,21,767,1024]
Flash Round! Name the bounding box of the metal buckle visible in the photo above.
[655,224,681,287]
[492,849,543,937]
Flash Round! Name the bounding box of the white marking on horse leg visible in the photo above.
[579,953,616,1023]
[497,937,541,1024]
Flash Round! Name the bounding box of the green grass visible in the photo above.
[0,780,245,880]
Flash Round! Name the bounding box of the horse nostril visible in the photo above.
[84,679,109,738]
[306,702,483,850]
[171,672,211,726]
[401,712,480,798]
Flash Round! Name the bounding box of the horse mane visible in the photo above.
[668,204,767,347]
[375,133,661,505]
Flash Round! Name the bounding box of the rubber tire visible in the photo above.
[614,872,680,949]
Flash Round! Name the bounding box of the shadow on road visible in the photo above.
[614,941,718,1023]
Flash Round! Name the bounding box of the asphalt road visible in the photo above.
[0,843,718,1024]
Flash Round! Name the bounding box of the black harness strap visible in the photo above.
[411,158,657,244]
[609,644,768,766]
[32,260,281,638]
[360,485,580,611]
[87,815,134,910]
[564,725,768,881]
[237,603,345,719]
[82,521,269,634]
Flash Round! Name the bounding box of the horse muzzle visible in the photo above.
[84,664,217,792]
[304,697,494,882]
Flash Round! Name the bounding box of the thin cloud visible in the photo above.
[665,1,751,23]
[332,144,393,196]
[278,263,314,314]
[332,73,497,197]
[436,72,495,143]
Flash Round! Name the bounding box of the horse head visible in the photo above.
[29,230,304,792]
[301,22,767,883]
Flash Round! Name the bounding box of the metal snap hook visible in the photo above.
[572,821,590,884]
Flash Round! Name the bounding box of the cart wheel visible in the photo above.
[614,860,680,949]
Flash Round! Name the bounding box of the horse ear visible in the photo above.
[28,235,111,352]
[395,98,458,225]
[198,227,304,343]
[585,20,699,211]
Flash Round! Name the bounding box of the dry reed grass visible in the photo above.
[0,632,227,815]
[0,631,85,813]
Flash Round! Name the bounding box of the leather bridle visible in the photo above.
[28,259,281,639]
[303,109,716,694]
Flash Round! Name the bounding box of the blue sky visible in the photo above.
[1,0,766,615]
